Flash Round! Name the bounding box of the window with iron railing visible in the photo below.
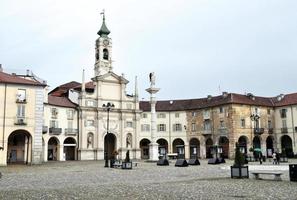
[173,123,182,132]
[16,89,26,103]
[280,109,287,118]
[157,124,166,132]
[141,124,150,132]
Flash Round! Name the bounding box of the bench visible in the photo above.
[167,153,178,160]
[113,161,122,168]
[251,171,283,181]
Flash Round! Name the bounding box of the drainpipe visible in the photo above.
[77,107,79,160]
[169,111,171,153]
[2,84,7,150]
[290,106,295,148]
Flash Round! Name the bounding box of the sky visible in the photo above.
[1,0,297,100]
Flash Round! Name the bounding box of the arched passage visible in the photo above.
[139,138,150,159]
[48,137,59,161]
[64,137,76,160]
[172,138,184,153]
[253,136,261,149]
[189,138,200,158]
[281,135,293,158]
[104,133,116,159]
[219,136,229,158]
[253,136,261,159]
[173,138,185,159]
[205,138,213,158]
[157,138,168,155]
[7,130,32,164]
[238,136,248,154]
[266,136,274,157]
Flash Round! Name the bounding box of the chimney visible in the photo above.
[26,69,30,76]
[0,64,2,72]
[222,92,228,98]
[207,95,212,101]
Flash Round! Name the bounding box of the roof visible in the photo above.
[140,92,297,112]
[272,93,297,107]
[97,14,110,37]
[47,96,77,108]
[0,71,46,87]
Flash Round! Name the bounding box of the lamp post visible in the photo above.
[250,113,260,130]
[103,102,114,168]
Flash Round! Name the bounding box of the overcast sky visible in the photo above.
[1,0,297,100]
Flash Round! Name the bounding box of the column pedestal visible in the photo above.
[149,143,159,162]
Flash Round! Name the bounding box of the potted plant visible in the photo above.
[122,150,132,169]
[231,143,249,178]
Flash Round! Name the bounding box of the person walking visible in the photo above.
[272,152,277,165]
[276,152,280,165]
[259,152,263,165]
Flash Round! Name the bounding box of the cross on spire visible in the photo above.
[97,9,110,37]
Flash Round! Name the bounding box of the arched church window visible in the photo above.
[96,52,99,61]
[103,49,109,60]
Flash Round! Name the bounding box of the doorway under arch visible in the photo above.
[7,130,32,164]
[253,136,261,149]
[205,138,213,158]
[104,133,116,159]
[156,138,168,156]
[172,138,185,154]
[266,136,274,157]
[48,137,59,161]
[189,138,200,158]
[64,137,76,160]
[219,136,229,158]
[281,135,293,158]
[139,138,150,159]
[238,136,248,154]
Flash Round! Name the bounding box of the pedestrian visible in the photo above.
[259,152,263,165]
[276,152,280,165]
[272,152,276,165]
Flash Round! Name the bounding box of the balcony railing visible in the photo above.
[202,129,212,136]
[254,128,264,135]
[268,128,273,134]
[42,126,48,134]
[49,128,62,135]
[65,128,78,135]
[281,127,288,133]
[16,98,27,103]
[218,127,228,135]
[14,117,27,125]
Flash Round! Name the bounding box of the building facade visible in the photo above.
[1,17,297,166]
[0,70,46,165]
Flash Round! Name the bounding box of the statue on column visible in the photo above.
[149,72,156,87]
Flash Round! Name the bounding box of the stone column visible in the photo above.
[146,72,160,161]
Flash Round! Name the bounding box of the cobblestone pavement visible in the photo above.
[0,159,297,200]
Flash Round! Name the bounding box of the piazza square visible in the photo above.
[1,1,297,199]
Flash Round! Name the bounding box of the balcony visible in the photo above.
[16,98,27,104]
[202,129,212,136]
[14,117,27,125]
[268,128,273,134]
[65,128,78,136]
[218,127,228,136]
[281,127,288,134]
[49,128,62,135]
[254,128,264,135]
[42,126,48,134]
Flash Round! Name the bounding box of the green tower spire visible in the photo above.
[97,10,110,37]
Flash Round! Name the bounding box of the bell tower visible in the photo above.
[94,10,113,76]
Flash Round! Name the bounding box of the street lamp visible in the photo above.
[103,102,114,168]
[250,113,260,129]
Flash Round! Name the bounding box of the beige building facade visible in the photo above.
[0,70,46,166]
